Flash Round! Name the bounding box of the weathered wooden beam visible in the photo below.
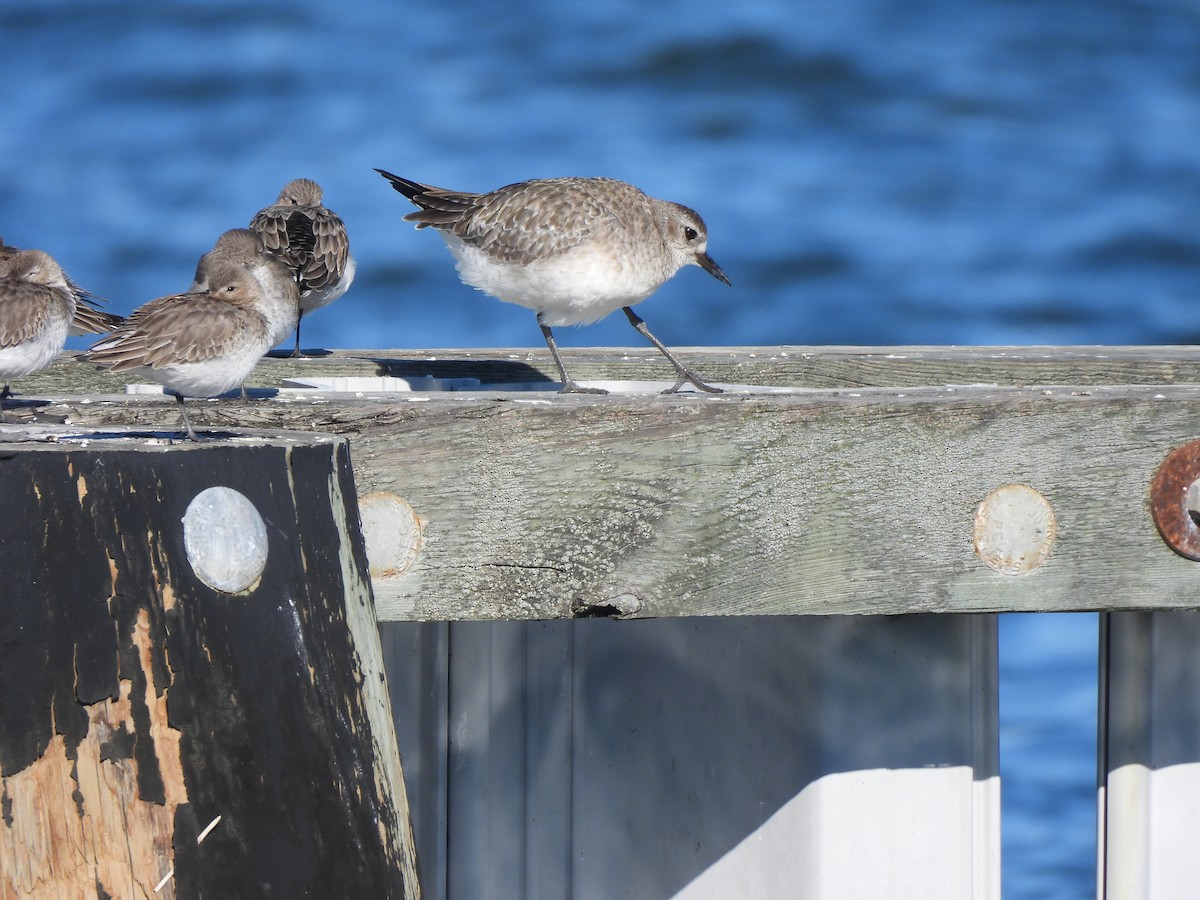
[0,428,419,897]
[13,347,1200,621]
[21,344,1200,393]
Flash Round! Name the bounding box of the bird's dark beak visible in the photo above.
[698,252,731,286]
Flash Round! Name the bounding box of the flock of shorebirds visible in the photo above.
[0,169,730,439]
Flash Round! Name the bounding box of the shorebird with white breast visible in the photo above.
[190,228,299,350]
[0,248,80,419]
[81,265,274,440]
[375,169,731,393]
[0,236,122,338]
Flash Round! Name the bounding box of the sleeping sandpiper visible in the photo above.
[0,236,122,337]
[0,248,77,419]
[250,178,354,357]
[191,228,299,350]
[81,265,273,440]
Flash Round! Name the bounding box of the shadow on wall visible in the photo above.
[382,614,996,899]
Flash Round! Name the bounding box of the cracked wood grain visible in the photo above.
[13,348,1200,620]
[0,436,419,898]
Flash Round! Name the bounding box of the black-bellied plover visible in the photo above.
[375,170,730,394]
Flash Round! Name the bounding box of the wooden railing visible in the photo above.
[11,345,1200,899]
[24,346,1200,619]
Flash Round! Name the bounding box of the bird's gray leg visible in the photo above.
[0,383,12,422]
[290,311,306,359]
[175,393,200,441]
[539,314,607,394]
[621,307,723,394]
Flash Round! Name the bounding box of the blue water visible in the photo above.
[5,0,1198,894]
[1000,614,1098,899]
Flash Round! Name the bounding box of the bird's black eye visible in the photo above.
[684,226,699,241]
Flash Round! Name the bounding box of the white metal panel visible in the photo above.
[1101,612,1200,899]
[672,767,999,899]
[383,615,999,899]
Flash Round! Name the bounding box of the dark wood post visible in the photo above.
[0,428,420,899]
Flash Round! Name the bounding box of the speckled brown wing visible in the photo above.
[0,280,56,348]
[300,210,351,294]
[70,301,124,336]
[251,205,350,296]
[249,206,292,258]
[396,186,482,228]
[378,170,560,254]
[459,179,639,265]
[84,291,265,371]
[385,175,642,266]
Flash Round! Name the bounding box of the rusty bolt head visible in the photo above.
[1150,440,1200,560]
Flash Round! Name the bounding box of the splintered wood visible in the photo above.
[0,436,420,899]
[1,611,186,899]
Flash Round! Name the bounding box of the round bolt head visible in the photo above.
[973,483,1056,576]
[183,486,269,593]
[358,492,423,578]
